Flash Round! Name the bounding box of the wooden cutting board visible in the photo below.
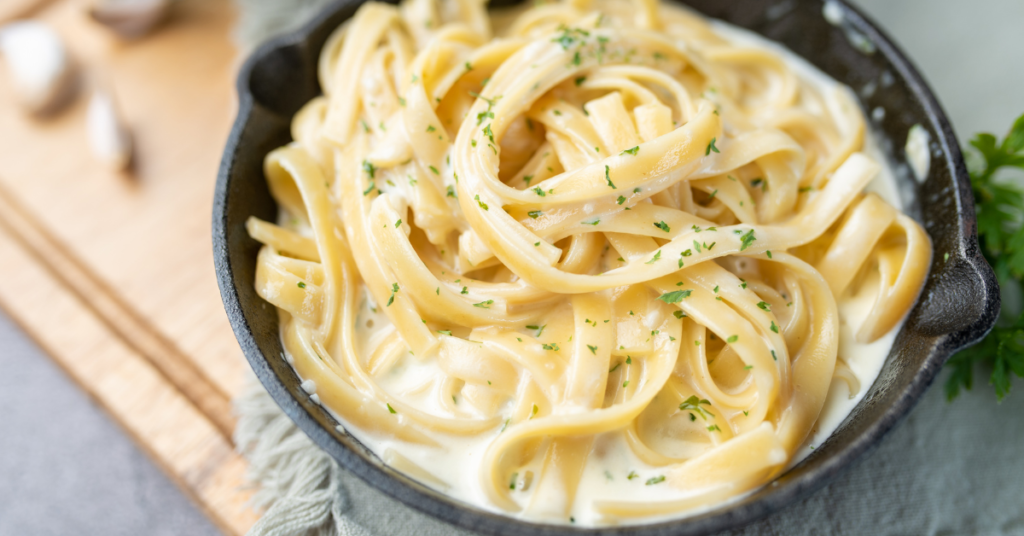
[0,0,259,533]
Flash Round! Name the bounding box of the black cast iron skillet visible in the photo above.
[214,1,999,533]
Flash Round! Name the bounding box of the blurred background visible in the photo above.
[0,0,1022,535]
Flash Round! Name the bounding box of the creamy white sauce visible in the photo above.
[293,12,910,528]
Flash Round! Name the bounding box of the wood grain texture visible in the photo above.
[0,0,258,533]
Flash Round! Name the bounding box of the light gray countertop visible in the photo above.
[2,1,1023,534]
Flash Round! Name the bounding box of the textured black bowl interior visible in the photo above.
[214,1,999,534]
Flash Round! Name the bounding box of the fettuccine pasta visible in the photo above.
[247,0,931,525]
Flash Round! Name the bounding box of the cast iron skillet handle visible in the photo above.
[933,234,1001,355]
[909,161,1000,358]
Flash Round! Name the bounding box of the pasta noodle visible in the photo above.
[246,0,931,525]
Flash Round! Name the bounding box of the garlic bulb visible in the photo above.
[86,88,133,171]
[88,0,171,39]
[0,21,77,114]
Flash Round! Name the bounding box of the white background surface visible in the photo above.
[1,0,1023,534]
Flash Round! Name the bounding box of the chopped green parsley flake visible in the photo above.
[739,229,757,251]
[679,395,714,420]
[705,137,720,155]
[604,165,617,189]
[657,290,692,304]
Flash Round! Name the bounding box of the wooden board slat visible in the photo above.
[0,0,258,533]
[0,219,258,535]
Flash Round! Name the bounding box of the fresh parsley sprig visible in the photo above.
[946,113,1024,401]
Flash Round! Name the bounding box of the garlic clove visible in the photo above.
[0,21,77,115]
[86,88,133,171]
[88,0,171,39]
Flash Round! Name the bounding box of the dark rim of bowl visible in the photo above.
[214,1,1000,534]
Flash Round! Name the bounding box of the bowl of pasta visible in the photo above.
[214,0,998,533]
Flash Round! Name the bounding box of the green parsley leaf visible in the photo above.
[654,221,670,233]
[947,117,1024,403]
[621,146,640,156]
